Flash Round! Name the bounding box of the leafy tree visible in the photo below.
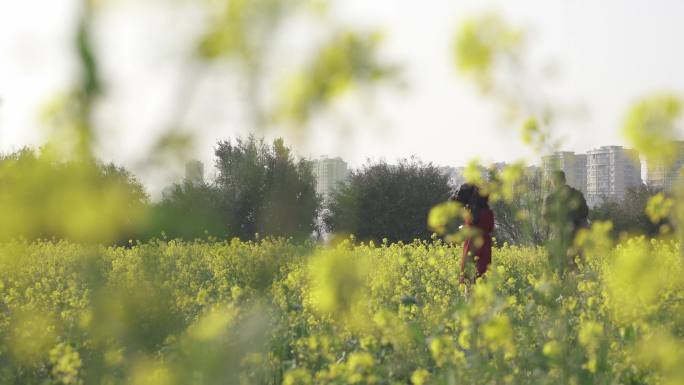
[0,148,148,243]
[214,136,320,240]
[324,159,451,243]
[590,184,664,239]
[145,180,224,240]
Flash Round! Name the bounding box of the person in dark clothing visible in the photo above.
[542,170,589,273]
[453,184,495,283]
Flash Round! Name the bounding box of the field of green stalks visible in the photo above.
[1,233,683,385]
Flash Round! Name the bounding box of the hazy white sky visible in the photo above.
[1,0,684,193]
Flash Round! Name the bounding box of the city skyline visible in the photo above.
[108,141,684,201]
[162,141,684,206]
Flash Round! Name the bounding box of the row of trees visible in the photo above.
[150,137,320,241]
[0,138,667,244]
[0,138,320,243]
[156,140,452,243]
[0,148,148,243]
[589,184,665,239]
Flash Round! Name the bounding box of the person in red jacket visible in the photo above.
[454,186,494,283]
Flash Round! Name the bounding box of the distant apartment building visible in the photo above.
[313,156,349,203]
[542,151,587,194]
[645,140,684,191]
[586,146,641,207]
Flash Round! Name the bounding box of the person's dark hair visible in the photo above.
[453,183,477,206]
[477,193,490,209]
[453,183,489,209]
[453,183,490,224]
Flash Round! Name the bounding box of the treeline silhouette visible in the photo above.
[0,137,667,245]
[0,137,451,244]
[148,136,322,241]
[324,159,452,243]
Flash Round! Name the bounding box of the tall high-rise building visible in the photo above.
[586,146,641,207]
[313,156,349,203]
[645,140,684,191]
[542,152,587,194]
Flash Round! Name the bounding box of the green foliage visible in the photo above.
[1,237,683,384]
[646,193,674,225]
[278,31,396,124]
[428,201,462,237]
[520,116,556,153]
[214,136,321,240]
[622,95,683,239]
[0,137,319,244]
[199,0,306,61]
[0,148,148,243]
[146,180,225,240]
[453,13,523,93]
[0,238,308,385]
[623,94,682,166]
[590,185,665,239]
[197,0,395,131]
[324,159,451,243]
[454,16,561,154]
